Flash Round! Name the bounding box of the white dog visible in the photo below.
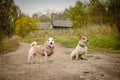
[70,35,88,60]
[28,37,55,64]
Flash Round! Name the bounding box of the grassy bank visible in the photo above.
[0,36,19,55]
[21,25,120,52]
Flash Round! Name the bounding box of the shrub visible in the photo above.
[15,15,38,38]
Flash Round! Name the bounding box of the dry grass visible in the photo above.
[0,35,19,55]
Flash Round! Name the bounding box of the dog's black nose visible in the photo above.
[50,42,52,45]
[87,40,89,41]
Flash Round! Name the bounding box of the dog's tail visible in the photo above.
[30,41,37,47]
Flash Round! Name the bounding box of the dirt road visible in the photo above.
[0,43,120,80]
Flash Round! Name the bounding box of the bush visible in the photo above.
[15,15,38,38]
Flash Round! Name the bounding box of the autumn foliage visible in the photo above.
[15,15,38,38]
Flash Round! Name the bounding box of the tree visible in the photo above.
[32,12,42,22]
[88,0,106,24]
[68,1,87,27]
[15,15,37,38]
[107,0,120,33]
[39,15,51,22]
[32,9,69,22]
[0,0,20,40]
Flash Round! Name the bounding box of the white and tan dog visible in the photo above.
[70,35,88,60]
[28,37,55,64]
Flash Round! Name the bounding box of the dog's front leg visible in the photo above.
[75,53,79,60]
[84,51,87,59]
[81,51,87,60]
[44,51,48,62]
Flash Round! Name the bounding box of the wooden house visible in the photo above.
[38,20,72,29]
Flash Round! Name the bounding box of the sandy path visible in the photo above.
[0,43,120,80]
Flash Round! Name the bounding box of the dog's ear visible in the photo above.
[53,36,56,40]
[78,34,81,39]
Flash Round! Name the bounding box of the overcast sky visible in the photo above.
[14,0,89,16]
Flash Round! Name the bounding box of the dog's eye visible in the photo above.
[82,38,85,40]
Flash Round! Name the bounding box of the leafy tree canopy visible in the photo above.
[15,15,38,38]
[0,0,20,40]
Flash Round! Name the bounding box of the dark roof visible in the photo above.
[52,20,72,27]
[38,20,72,29]
[38,22,51,29]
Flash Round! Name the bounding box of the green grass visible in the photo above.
[56,36,78,48]
[89,35,120,51]
[20,35,78,47]
[20,25,120,52]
